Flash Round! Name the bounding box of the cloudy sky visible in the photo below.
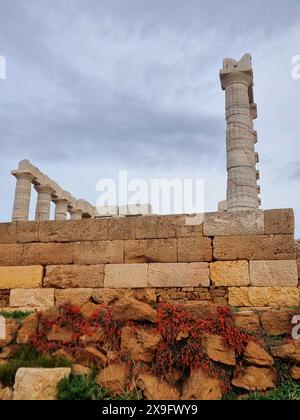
[0,0,300,235]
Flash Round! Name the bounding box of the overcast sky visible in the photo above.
[0,0,300,235]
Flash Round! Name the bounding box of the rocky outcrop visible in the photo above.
[182,368,222,400]
[96,364,128,395]
[137,374,180,400]
[232,367,277,391]
[203,334,236,366]
[121,326,162,362]
[243,342,274,367]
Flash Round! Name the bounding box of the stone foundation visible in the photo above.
[0,209,299,310]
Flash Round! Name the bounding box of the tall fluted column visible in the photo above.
[220,54,260,211]
[11,172,35,221]
[54,199,69,220]
[35,185,53,221]
[70,209,83,220]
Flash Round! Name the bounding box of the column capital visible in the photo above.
[34,184,54,195]
[220,53,253,90]
[11,170,36,183]
[69,209,83,220]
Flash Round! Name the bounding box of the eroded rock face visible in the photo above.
[244,342,274,367]
[0,386,13,400]
[259,309,298,336]
[13,368,71,400]
[96,364,128,395]
[182,368,222,400]
[203,334,236,366]
[121,326,162,362]
[17,313,38,345]
[270,341,300,363]
[75,346,108,368]
[137,374,180,400]
[111,297,157,323]
[291,366,300,381]
[233,311,260,334]
[232,367,277,391]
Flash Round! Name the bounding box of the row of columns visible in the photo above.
[11,169,87,222]
[220,54,261,212]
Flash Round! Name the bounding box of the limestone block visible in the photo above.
[232,367,276,391]
[55,289,92,306]
[178,237,213,262]
[203,210,264,236]
[148,263,210,288]
[135,215,179,239]
[213,235,296,261]
[10,289,55,308]
[264,209,294,235]
[108,217,136,240]
[124,239,177,263]
[13,368,71,400]
[210,261,250,287]
[39,219,108,242]
[44,265,105,288]
[0,223,16,243]
[0,244,24,266]
[176,215,204,238]
[250,260,298,287]
[0,266,43,289]
[74,241,123,265]
[22,243,74,265]
[228,287,299,308]
[104,264,148,288]
[16,221,39,243]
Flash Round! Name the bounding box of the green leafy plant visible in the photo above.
[246,381,300,401]
[0,311,32,320]
[57,373,142,401]
[0,345,71,387]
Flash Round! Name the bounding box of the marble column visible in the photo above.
[11,172,35,221]
[35,185,53,221]
[220,54,259,212]
[54,199,69,221]
[70,209,83,220]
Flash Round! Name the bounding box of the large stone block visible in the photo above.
[264,209,294,235]
[124,239,177,263]
[213,235,296,261]
[0,244,24,266]
[74,241,123,265]
[13,368,71,400]
[108,217,136,240]
[104,264,148,288]
[22,243,74,265]
[250,260,298,287]
[228,287,299,308]
[0,223,16,243]
[148,263,210,288]
[178,237,213,262]
[55,289,93,306]
[203,211,264,236]
[136,215,179,239]
[16,221,39,243]
[0,266,43,289]
[10,288,54,308]
[44,265,105,288]
[39,219,108,242]
[210,261,250,287]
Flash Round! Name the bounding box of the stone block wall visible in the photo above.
[0,209,299,311]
